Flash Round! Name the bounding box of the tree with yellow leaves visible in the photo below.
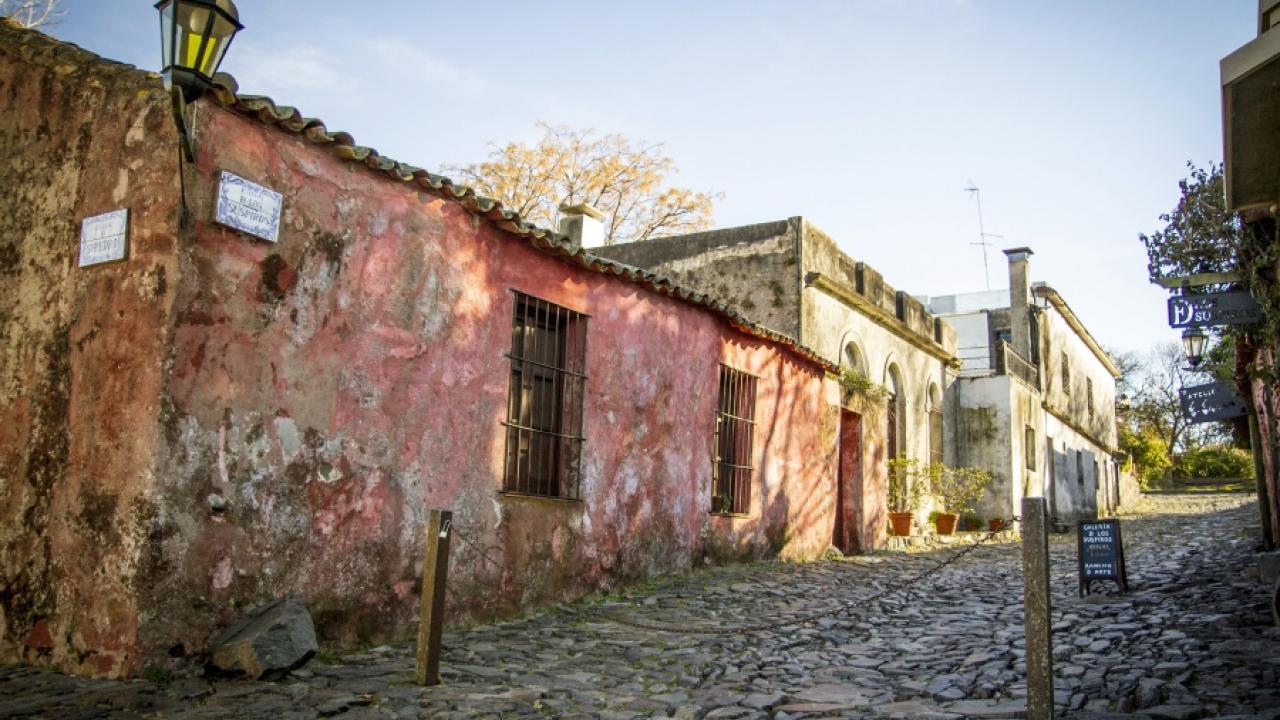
[442,123,720,246]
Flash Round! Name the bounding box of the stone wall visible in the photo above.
[0,21,182,677]
[594,219,802,339]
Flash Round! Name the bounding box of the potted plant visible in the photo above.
[887,457,926,536]
[931,465,992,536]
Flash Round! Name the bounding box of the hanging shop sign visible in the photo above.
[78,209,129,267]
[1179,381,1248,423]
[1077,518,1128,596]
[215,171,283,243]
[1167,291,1262,328]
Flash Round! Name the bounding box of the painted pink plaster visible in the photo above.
[131,103,842,656]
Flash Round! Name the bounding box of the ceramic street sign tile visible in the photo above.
[215,171,283,243]
[1179,381,1248,423]
[1167,291,1262,328]
[78,209,129,267]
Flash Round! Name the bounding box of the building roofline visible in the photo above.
[0,20,838,374]
[1032,284,1120,378]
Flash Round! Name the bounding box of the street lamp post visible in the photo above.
[1181,327,1208,369]
[155,0,243,103]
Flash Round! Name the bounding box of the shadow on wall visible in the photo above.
[1049,447,1098,524]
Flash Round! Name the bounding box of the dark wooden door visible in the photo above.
[835,409,863,554]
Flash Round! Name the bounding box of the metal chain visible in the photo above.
[450,525,515,578]
[602,517,1021,636]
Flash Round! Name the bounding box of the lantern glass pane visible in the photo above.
[201,34,229,76]
[159,3,174,70]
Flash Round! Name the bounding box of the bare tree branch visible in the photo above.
[0,0,64,29]
[441,124,718,245]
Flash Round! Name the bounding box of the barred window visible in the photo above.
[1087,377,1095,420]
[502,293,587,500]
[712,365,757,515]
[1061,352,1071,395]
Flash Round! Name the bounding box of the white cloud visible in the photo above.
[226,38,488,103]
[359,39,489,97]
[231,43,343,95]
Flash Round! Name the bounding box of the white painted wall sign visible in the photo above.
[78,209,129,267]
[215,171,283,243]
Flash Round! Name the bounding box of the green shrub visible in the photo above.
[1177,445,1254,480]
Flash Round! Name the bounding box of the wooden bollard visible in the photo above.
[415,509,452,686]
[1021,497,1054,720]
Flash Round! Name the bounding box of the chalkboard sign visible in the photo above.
[1077,519,1128,596]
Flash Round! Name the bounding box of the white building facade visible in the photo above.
[925,249,1125,526]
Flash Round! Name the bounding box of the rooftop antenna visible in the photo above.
[964,183,1003,290]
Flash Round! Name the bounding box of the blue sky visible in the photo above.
[48,1,1254,354]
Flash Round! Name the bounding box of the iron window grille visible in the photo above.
[1061,352,1071,395]
[502,292,588,500]
[1087,377,1095,420]
[712,365,757,515]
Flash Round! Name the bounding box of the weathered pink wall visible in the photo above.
[1252,356,1280,548]
[132,103,840,659]
[0,22,181,677]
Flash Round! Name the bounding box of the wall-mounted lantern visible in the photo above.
[156,0,243,103]
[1181,327,1208,369]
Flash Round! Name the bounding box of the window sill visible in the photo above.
[709,511,752,519]
[498,491,583,507]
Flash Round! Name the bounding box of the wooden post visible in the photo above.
[1249,412,1275,551]
[1021,497,1054,720]
[415,509,452,686]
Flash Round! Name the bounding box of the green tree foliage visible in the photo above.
[1139,162,1242,281]
[1178,444,1254,480]
[1110,343,1233,487]
[1118,423,1171,488]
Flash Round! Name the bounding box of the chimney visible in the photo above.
[1003,247,1034,360]
[558,203,606,249]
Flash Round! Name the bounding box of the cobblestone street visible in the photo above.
[2,493,1277,720]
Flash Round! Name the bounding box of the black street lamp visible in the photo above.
[1182,326,1208,369]
[156,0,243,103]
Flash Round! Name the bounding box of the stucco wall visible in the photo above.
[0,23,181,677]
[132,103,839,659]
[1039,302,1118,449]
[1044,415,1102,524]
[593,220,802,339]
[956,374,1043,523]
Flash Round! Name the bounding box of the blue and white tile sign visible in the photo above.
[78,209,129,267]
[215,171,283,243]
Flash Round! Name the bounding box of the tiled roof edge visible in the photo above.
[204,78,838,373]
[0,21,835,373]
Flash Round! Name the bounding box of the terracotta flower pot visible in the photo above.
[989,518,1006,532]
[888,511,914,536]
[934,512,959,535]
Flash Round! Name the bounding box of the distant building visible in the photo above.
[595,217,962,548]
[924,249,1127,525]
